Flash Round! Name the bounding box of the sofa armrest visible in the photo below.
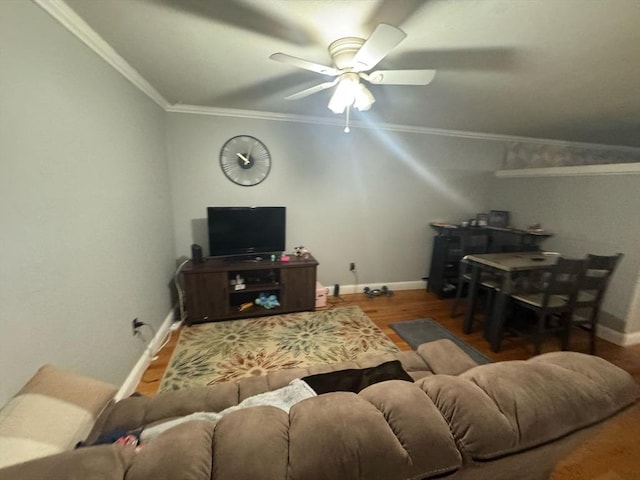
[0,444,134,480]
[0,365,117,469]
[416,339,479,375]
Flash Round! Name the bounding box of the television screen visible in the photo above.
[207,206,286,257]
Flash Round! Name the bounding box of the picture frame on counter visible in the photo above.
[488,210,510,228]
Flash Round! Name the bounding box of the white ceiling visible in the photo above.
[56,0,640,147]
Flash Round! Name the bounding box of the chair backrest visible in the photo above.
[578,253,623,306]
[461,233,489,256]
[456,234,489,278]
[586,252,623,275]
[542,257,588,306]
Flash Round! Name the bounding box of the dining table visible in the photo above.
[462,251,560,352]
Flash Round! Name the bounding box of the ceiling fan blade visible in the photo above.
[284,79,339,100]
[270,53,339,77]
[151,0,314,46]
[364,0,430,30]
[365,69,437,85]
[352,24,407,72]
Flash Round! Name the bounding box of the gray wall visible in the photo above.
[0,2,176,404]
[490,174,640,332]
[166,113,503,289]
[167,111,639,334]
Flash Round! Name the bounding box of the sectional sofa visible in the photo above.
[1,339,637,480]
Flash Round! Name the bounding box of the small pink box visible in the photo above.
[315,282,327,308]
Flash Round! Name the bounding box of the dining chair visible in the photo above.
[507,257,587,355]
[450,234,499,325]
[568,253,623,354]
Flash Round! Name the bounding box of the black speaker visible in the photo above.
[333,284,340,297]
[191,244,203,264]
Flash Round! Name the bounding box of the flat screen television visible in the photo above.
[207,206,286,258]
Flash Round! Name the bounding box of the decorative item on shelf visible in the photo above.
[238,302,254,312]
[475,213,488,226]
[293,246,310,259]
[230,274,245,290]
[255,293,280,309]
[488,210,510,228]
[280,254,290,262]
[190,244,203,264]
[527,223,545,233]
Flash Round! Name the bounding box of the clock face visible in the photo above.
[219,135,271,186]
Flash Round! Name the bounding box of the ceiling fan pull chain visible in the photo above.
[344,105,351,133]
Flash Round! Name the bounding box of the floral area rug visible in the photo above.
[159,306,399,392]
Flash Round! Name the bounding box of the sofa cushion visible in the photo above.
[416,338,480,375]
[212,406,290,480]
[127,420,215,480]
[0,365,117,468]
[417,374,517,458]
[288,384,461,480]
[421,351,640,461]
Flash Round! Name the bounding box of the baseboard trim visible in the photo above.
[116,308,175,400]
[340,280,426,295]
[597,324,640,347]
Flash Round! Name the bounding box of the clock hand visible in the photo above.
[236,152,250,165]
[247,141,254,162]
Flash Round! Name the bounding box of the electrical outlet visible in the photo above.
[132,318,142,336]
[349,262,356,271]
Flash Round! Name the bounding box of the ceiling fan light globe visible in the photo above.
[354,84,375,111]
[328,75,359,114]
[328,98,347,114]
[328,91,349,113]
[355,102,373,112]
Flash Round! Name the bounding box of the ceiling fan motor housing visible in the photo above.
[328,37,365,70]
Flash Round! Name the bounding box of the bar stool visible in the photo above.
[450,234,498,330]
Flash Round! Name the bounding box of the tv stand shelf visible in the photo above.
[182,255,318,324]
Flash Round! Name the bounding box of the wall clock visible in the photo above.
[219,135,271,186]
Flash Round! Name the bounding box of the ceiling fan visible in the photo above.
[270,24,436,131]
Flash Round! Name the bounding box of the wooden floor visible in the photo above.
[135,289,640,478]
[137,289,640,395]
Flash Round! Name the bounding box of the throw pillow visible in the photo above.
[301,360,413,395]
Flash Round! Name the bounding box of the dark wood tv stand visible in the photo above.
[182,254,318,324]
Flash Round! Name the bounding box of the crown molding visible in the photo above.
[167,104,349,129]
[167,105,640,151]
[36,0,640,152]
[495,162,640,178]
[33,0,170,109]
